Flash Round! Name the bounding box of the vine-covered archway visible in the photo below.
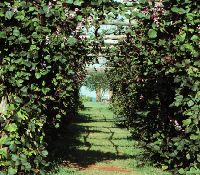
[0,0,199,174]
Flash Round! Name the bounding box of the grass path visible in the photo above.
[49,102,171,175]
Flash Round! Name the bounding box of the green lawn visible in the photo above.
[48,102,171,175]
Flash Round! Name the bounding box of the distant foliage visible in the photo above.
[83,72,109,92]
[80,96,93,102]
[108,0,200,174]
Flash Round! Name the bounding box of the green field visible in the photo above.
[48,102,171,175]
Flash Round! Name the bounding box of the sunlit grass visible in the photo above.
[49,102,171,175]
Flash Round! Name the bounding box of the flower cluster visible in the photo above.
[141,1,166,27]
[150,2,166,27]
[169,119,184,131]
[164,56,171,63]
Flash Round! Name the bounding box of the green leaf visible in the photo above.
[162,165,168,170]
[9,144,17,152]
[186,13,194,21]
[41,150,48,157]
[15,140,21,145]
[40,170,46,175]
[171,7,186,14]
[16,79,24,87]
[177,8,186,14]
[8,167,16,175]
[77,15,82,21]
[43,5,50,14]
[67,37,77,46]
[5,123,18,132]
[191,35,199,43]
[178,168,185,174]
[20,154,27,161]
[190,134,198,140]
[0,31,6,38]
[179,31,186,41]
[13,29,20,36]
[74,0,82,6]
[171,6,178,13]
[148,29,157,38]
[136,111,150,116]
[158,40,166,46]
[186,153,190,159]
[0,149,8,159]
[0,135,8,145]
[55,123,60,128]
[56,114,61,119]
[197,155,200,162]
[4,137,11,145]
[11,154,19,162]
[138,0,147,4]
[18,36,29,43]
[14,96,23,103]
[175,95,183,102]
[17,111,27,120]
[20,1,27,7]
[15,14,25,21]
[42,88,50,95]
[66,0,73,3]
[26,163,31,169]
[32,32,38,38]
[35,72,41,79]
[68,70,74,74]
[6,11,14,19]
[183,119,191,126]
[29,7,35,12]
[187,100,194,107]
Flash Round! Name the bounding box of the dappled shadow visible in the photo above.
[74,119,117,122]
[80,106,93,111]
[88,125,124,129]
[54,145,138,169]
[46,112,142,172]
[108,128,120,155]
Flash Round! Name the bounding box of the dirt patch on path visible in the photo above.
[82,165,132,173]
[66,162,133,174]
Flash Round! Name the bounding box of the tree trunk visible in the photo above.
[96,86,102,102]
[108,87,113,103]
[0,96,7,114]
[0,96,7,150]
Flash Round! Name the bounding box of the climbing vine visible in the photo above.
[0,0,115,174]
[108,0,200,174]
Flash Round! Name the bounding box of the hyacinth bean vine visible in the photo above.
[0,0,116,174]
[108,0,200,174]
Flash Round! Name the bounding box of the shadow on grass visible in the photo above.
[46,113,142,173]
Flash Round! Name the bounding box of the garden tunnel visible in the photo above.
[0,0,200,174]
